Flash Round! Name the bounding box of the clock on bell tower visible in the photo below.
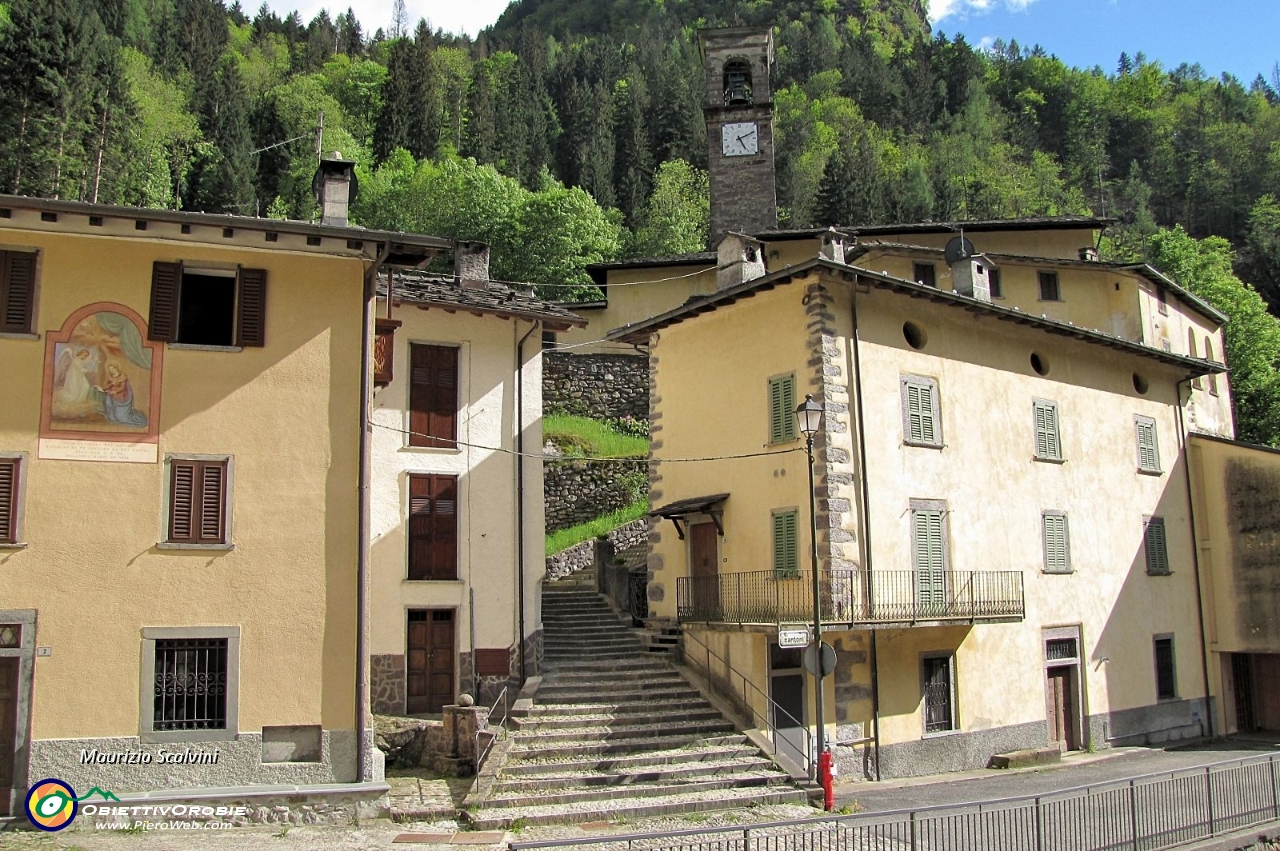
[700,27,778,244]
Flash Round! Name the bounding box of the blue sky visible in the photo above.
[282,0,1277,84]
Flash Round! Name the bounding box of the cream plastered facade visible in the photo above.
[641,255,1230,778]
[1187,434,1280,734]
[0,210,386,798]
[368,298,546,714]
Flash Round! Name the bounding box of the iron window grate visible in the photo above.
[1046,638,1078,661]
[153,638,228,731]
[923,656,954,733]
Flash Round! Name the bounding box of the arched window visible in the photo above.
[723,59,753,106]
[1205,338,1219,396]
[1188,329,1201,389]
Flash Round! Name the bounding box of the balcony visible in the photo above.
[676,569,1025,628]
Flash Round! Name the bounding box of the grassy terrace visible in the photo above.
[544,415,648,556]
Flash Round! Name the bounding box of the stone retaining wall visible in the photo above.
[544,458,646,534]
[545,519,647,582]
[543,352,648,420]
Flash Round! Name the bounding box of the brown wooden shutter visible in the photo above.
[407,473,458,580]
[0,459,18,544]
[1,251,36,334]
[409,344,458,448]
[169,461,196,542]
[236,267,267,347]
[148,261,181,342]
[168,460,227,544]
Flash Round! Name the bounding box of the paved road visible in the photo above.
[841,741,1278,813]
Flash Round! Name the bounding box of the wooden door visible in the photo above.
[406,610,455,714]
[1045,666,1077,751]
[1255,655,1280,731]
[0,658,18,816]
[1232,654,1257,732]
[689,523,720,617]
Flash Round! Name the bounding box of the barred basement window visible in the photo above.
[922,655,956,734]
[1045,638,1078,662]
[153,638,228,731]
[1154,637,1177,700]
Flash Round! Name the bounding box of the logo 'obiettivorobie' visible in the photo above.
[25,779,119,832]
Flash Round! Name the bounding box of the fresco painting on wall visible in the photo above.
[39,303,164,463]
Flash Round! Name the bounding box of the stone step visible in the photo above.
[542,611,622,621]
[466,786,812,830]
[543,633,643,645]
[493,757,778,792]
[536,682,694,702]
[505,732,740,760]
[537,672,689,689]
[543,651,655,664]
[539,664,679,682]
[482,772,790,809]
[513,697,710,717]
[509,719,736,746]
[510,708,722,731]
[498,741,758,776]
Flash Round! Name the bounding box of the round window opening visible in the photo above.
[903,321,927,350]
[1133,373,1149,394]
[1030,352,1050,376]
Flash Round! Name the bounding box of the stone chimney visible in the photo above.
[819,229,846,264]
[455,241,491,291]
[716,232,767,291]
[312,152,359,227]
[951,254,995,302]
[1079,246,1100,262]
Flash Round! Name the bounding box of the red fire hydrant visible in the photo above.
[818,747,836,811]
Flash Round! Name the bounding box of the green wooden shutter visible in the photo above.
[1137,419,1160,472]
[773,510,798,577]
[769,375,796,444]
[906,381,937,445]
[913,509,947,610]
[1035,401,1060,460]
[1145,517,1169,574]
[1043,514,1070,573]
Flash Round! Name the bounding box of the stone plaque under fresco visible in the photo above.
[38,302,163,464]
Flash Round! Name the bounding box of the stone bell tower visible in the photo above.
[700,27,778,244]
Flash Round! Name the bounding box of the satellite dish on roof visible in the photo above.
[944,236,977,266]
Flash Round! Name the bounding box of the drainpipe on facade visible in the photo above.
[516,321,541,683]
[1176,376,1215,739]
[357,241,393,782]
[848,279,882,781]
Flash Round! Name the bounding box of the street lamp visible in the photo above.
[795,394,826,767]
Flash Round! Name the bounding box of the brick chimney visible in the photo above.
[716,232,767,291]
[312,152,358,227]
[455,242,491,290]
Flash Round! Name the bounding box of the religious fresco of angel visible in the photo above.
[40,303,164,456]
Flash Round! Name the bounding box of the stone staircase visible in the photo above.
[466,568,809,829]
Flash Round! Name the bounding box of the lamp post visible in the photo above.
[795,394,826,764]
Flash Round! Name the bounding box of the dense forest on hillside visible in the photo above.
[2,0,1280,440]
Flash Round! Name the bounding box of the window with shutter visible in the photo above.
[772,510,799,578]
[149,263,266,348]
[1042,512,1071,573]
[913,263,937,288]
[408,473,459,580]
[235,267,268,347]
[1038,271,1061,301]
[1144,516,1170,575]
[1135,416,1161,473]
[1154,637,1176,700]
[0,250,38,335]
[768,374,797,445]
[0,458,19,544]
[166,458,229,545]
[911,504,948,611]
[409,344,459,448]
[1034,400,1062,461]
[901,376,941,448]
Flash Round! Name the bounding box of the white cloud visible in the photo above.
[928,0,1039,23]
[265,0,511,37]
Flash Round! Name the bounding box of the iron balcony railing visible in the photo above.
[676,569,1025,626]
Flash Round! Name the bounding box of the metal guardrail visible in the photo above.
[476,686,508,770]
[508,752,1280,851]
[676,569,1025,626]
[681,629,814,783]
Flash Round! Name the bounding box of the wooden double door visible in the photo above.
[406,610,455,715]
[0,658,18,816]
[1045,665,1078,751]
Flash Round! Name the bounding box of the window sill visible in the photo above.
[0,542,28,550]
[1043,569,1074,576]
[404,578,463,584]
[0,332,38,340]
[1146,571,1174,577]
[922,728,961,739]
[1137,468,1164,477]
[1034,456,1067,465]
[168,343,243,353]
[904,440,943,450]
[403,444,462,454]
[140,729,236,745]
[156,542,235,552]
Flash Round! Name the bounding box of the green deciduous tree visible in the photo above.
[626,159,709,257]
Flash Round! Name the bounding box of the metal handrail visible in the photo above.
[507,751,1280,850]
[680,628,814,782]
[475,686,508,770]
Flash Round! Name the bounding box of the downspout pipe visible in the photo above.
[1176,376,1215,739]
[848,277,881,781]
[516,321,541,683]
[357,241,393,782]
